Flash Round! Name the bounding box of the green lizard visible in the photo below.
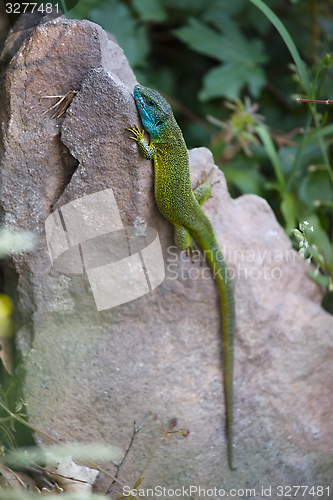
[128,85,235,470]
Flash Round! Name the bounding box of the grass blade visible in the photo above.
[305,123,333,145]
[249,0,311,95]
[255,125,286,191]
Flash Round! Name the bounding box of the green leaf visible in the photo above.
[220,154,265,195]
[223,165,264,196]
[249,0,311,95]
[90,2,149,67]
[174,17,267,101]
[246,2,273,35]
[308,271,330,287]
[299,171,333,207]
[132,0,167,22]
[255,125,286,191]
[305,214,333,265]
[280,192,299,233]
[203,0,247,22]
[199,62,265,101]
[265,182,281,191]
[66,0,100,20]
[305,123,333,145]
[199,63,248,100]
[133,477,144,489]
[278,147,298,175]
[174,19,240,63]
[246,65,266,97]
[174,18,267,65]
[166,0,208,9]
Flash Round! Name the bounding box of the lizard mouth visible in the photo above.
[133,85,144,101]
[133,93,144,111]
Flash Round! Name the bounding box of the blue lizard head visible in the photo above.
[133,85,172,140]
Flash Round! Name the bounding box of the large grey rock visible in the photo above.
[0,15,332,498]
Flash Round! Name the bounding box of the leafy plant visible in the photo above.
[247,1,333,300]
[174,17,267,100]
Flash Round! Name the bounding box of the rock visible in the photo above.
[0,14,137,325]
[46,454,99,494]
[0,11,60,77]
[0,15,333,499]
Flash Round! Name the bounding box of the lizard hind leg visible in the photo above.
[194,169,220,206]
[174,225,201,263]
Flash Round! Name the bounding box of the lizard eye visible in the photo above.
[156,120,163,126]
[145,99,155,106]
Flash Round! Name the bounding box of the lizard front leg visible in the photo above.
[128,126,157,160]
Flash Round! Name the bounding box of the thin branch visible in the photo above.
[107,411,152,494]
[297,98,333,104]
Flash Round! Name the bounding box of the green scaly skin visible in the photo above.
[129,85,235,469]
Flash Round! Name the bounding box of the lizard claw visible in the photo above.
[185,244,201,264]
[198,172,206,186]
[198,169,219,187]
[207,168,220,187]
[200,169,220,190]
[127,125,145,141]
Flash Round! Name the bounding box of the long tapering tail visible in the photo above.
[196,232,235,470]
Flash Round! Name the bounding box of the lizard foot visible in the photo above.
[127,125,145,142]
[186,243,201,264]
[199,169,220,187]
[194,169,220,206]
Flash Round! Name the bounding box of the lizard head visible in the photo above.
[133,85,172,140]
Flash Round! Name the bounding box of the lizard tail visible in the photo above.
[195,231,235,470]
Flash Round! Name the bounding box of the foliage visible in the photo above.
[174,17,267,100]
[66,0,333,296]
[0,228,35,375]
[0,227,37,459]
